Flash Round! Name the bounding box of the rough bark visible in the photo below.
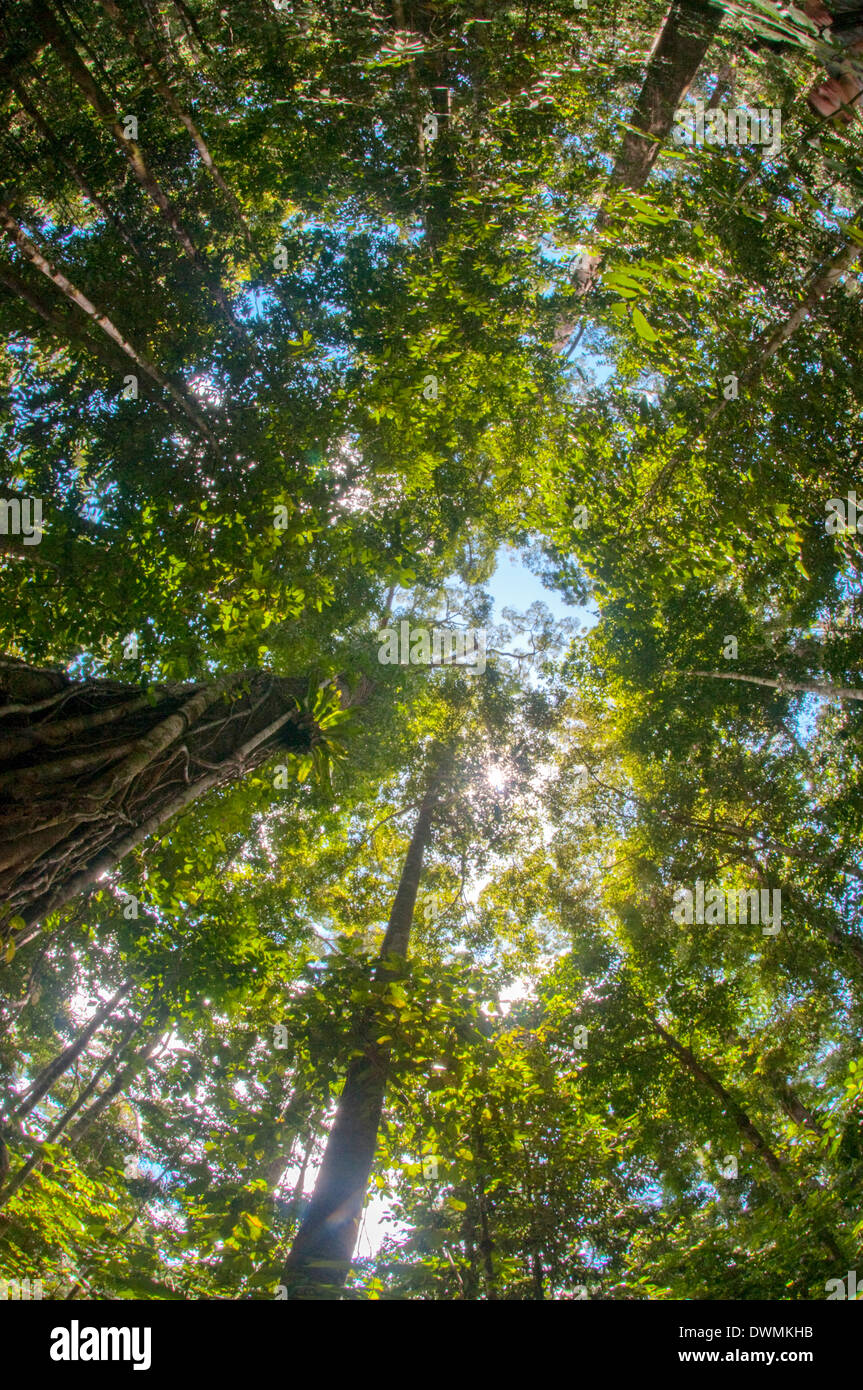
[0,659,341,935]
[606,0,724,195]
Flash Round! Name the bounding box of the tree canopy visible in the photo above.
[1,0,862,1316]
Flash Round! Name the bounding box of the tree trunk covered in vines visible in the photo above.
[0,658,338,935]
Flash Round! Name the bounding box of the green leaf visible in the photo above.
[632,308,659,342]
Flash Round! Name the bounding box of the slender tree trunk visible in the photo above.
[471,1108,498,1299]
[638,218,863,508]
[2,979,133,1126]
[687,669,863,703]
[770,1075,824,1135]
[531,1248,545,1300]
[0,204,217,444]
[0,1015,142,1208]
[34,3,252,348]
[96,0,253,247]
[649,1017,847,1262]
[67,1024,168,1143]
[0,1015,166,1211]
[0,263,135,378]
[477,1185,497,1300]
[45,1013,143,1140]
[284,1126,317,1228]
[740,235,862,385]
[280,765,445,1296]
[5,70,149,266]
[650,1016,784,1174]
[459,1209,480,1299]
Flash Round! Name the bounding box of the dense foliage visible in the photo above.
[0,0,861,1301]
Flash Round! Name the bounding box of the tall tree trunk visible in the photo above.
[96,0,254,247]
[649,1016,848,1263]
[650,1015,784,1175]
[0,1015,141,1208]
[283,1124,317,1229]
[471,1109,498,1299]
[662,810,863,886]
[4,69,149,266]
[556,0,723,344]
[0,659,342,936]
[34,3,252,349]
[0,263,140,380]
[67,1023,168,1143]
[0,203,218,444]
[531,1248,545,1300]
[638,218,863,509]
[280,765,445,1296]
[687,669,863,703]
[476,1185,497,1300]
[44,1013,143,1140]
[2,978,133,1125]
[607,0,723,195]
[770,1075,824,1135]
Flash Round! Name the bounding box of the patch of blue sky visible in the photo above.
[488,544,597,631]
[793,691,822,746]
[78,477,118,526]
[238,284,279,322]
[538,232,574,265]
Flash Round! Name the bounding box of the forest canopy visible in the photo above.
[0,0,862,1314]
